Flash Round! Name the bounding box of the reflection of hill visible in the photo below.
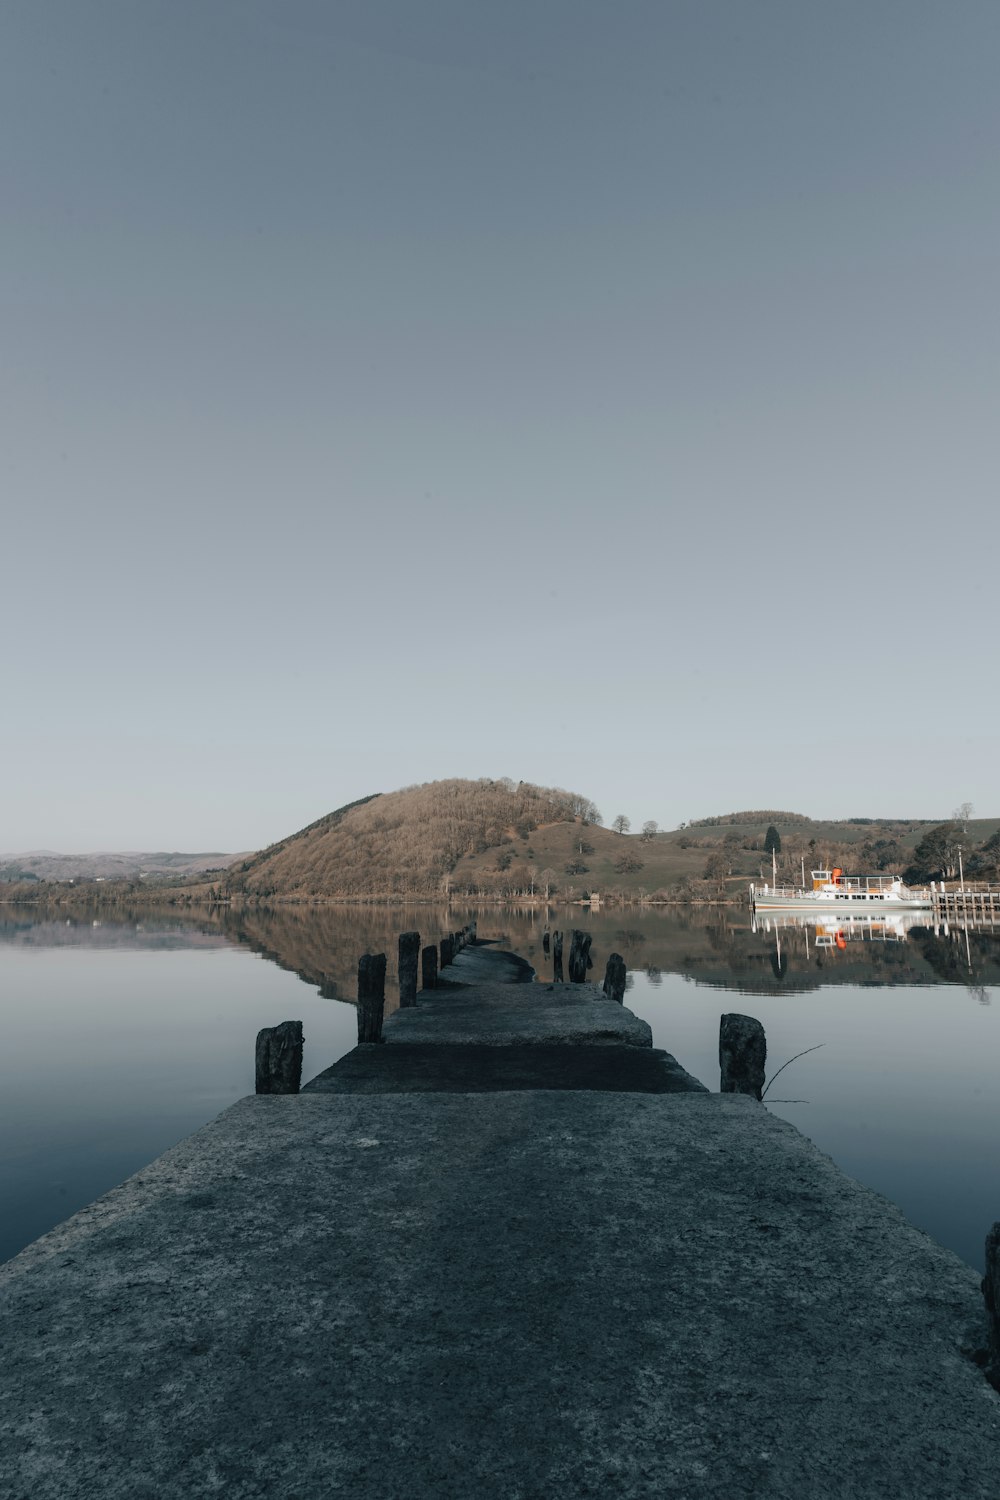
[219,905,465,1003]
[5,904,1000,999]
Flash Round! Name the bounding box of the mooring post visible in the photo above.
[421,944,438,991]
[357,954,387,1044]
[603,953,627,1004]
[440,934,455,970]
[468,921,477,943]
[552,930,564,982]
[719,1013,766,1099]
[542,929,551,954]
[255,1020,303,1094]
[984,1222,1000,1389]
[398,931,420,1009]
[568,929,592,983]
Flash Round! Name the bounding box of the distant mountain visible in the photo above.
[0,850,246,883]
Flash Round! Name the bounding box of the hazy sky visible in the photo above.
[4,1,998,850]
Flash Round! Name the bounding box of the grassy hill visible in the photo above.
[222,779,601,901]
[218,779,1000,903]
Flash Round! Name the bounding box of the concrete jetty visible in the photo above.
[1,941,998,1498]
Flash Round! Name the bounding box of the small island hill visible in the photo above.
[1,938,998,1499]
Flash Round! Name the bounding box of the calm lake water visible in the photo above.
[2,902,998,1271]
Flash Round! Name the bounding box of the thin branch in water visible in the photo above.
[761,1044,824,1100]
[763,1098,809,1105]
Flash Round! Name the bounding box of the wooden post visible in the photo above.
[357,954,387,1044]
[719,1013,766,1099]
[984,1223,1000,1389]
[552,930,564,982]
[542,930,551,954]
[568,929,592,983]
[421,944,438,991]
[440,934,455,970]
[398,931,420,1008]
[602,953,627,1004]
[255,1020,303,1094]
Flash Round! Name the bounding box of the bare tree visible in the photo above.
[953,801,974,834]
[640,820,658,843]
[612,814,631,836]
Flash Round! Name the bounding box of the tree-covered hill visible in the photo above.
[219,781,1000,903]
[222,779,601,900]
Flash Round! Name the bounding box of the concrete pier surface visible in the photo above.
[2,944,998,1498]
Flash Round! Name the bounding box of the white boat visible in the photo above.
[750,867,932,912]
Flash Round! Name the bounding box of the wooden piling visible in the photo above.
[552,930,564,982]
[568,930,592,984]
[603,953,627,1004]
[255,1020,303,1094]
[440,934,455,970]
[357,954,387,1044]
[421,944,438,991]
[398,931,420,1008]
[719,1013,766,1100]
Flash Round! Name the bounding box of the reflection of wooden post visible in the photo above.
[398,931,420,1008]
[542,930,550,954]
[552,931,564,982]
[357,954,387,1044]
[602,953,626,1004]
[421,944,438,991]
[719,1013,766,1099]
[255,1020,303,1094]
[568,930,592,983]
[440,935,455,970]
[985,1223,1000,1390]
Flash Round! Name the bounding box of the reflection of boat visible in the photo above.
[750,868,932,912]
[754,909,929,944]
[758,900,929,936]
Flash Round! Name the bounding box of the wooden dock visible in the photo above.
[931,884,1000,924]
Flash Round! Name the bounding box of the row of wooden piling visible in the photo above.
[357,923,478,1044]
[254,924,478,1094]
[932,888,1000,924]
[256,924,632,1093]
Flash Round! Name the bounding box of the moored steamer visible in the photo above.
[750,867,932,912]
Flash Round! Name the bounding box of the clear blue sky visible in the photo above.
[4,1,998,850]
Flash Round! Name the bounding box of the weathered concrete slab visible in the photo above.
[437,942,534,985]
[387,980,653,1048]
[305,1042,707,1094]
[1,1091,997,1499]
